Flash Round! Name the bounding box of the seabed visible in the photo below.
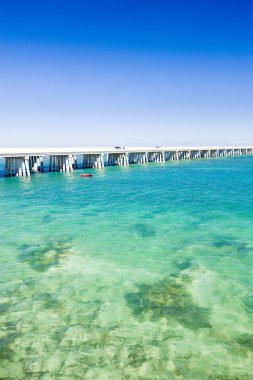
[1,156,253,379]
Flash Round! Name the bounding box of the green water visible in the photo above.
[1,157,253,379]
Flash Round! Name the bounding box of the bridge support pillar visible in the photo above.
[49,155,74,172]
[148,152,165,162]
[29,156,44,172]
[73,155,78,169]
[108,153,129,166]
[129,152,148,164]
[4,156,30,177]
[83,154,104,169]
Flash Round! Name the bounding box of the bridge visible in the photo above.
[0,146,252,177]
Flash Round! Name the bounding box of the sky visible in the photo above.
[0,0,252,147]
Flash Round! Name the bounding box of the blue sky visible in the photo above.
[0,0,252,147]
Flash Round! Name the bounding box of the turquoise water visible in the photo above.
[1,156,253,379]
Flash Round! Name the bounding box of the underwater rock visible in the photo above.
[125,277,211,331]
[44,351,63,374]
[127,343,147,368]
[0,302,11,314]
[23,356,44,375]
[236,333,253,351]
[0,332,18,360]
[243,293,253,313]
[4,321,18,330]
[18,239,73,272]
[134,223,156,238]
[175,258,192,271]
[42,214,55,223]
[33,293,64,312]
[213,237,248,254]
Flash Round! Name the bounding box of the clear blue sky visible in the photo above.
[0,0,252,147]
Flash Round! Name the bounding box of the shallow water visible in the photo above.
[1,156,253,379]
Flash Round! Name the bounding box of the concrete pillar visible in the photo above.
[73,155,78,169]
[40,156,44,172]
[48,155,73,172]
[51,156,54,171]
[83,154,86,167]
[21,160,26,176]
[62,156,65,172]
[101,154,105,168]
[4,156,30,177]
[25,157,30,177]
[148,152,155,162]
[132,152,149,164]
[9,158,13,176]
[33,156,38,172]
[18,159,22,176]
[4,158,9,176]
[83,154,104,168]
[69,155,74,170]
[65,156,69,172]
[29,155,43,173]
[118,153,128,166]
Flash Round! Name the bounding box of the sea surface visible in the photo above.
[1,156,253,379]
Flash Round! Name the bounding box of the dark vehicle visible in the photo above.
[115,146,121,149]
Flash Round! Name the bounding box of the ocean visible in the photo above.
[1,156,253,379]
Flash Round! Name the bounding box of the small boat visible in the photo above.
[80,173,93,177]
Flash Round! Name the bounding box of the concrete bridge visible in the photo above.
[0,146,252,177]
